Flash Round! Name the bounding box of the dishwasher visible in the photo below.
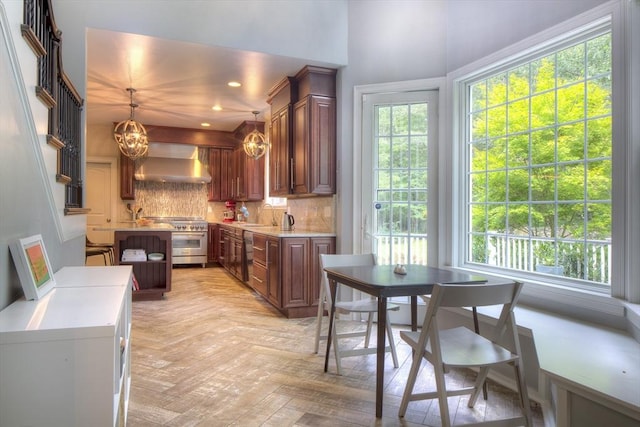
[243,230,253,285]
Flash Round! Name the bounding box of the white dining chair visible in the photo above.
[314,253,399,375]
[398,281,532,427]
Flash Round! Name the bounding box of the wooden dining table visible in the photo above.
[323,264,487,418]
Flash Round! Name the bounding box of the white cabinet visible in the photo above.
[0,266,132,427]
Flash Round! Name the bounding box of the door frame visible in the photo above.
[86,156,118,229]
[352,78,447,260]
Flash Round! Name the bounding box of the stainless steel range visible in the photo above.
[146,217,208,267]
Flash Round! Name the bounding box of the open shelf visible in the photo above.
[115,230,172,300]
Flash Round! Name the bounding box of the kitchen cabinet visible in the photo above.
[208,147,234,202]
[292,66,337,195]
[251,234,280,305]
[292,94,336,195]
[120,153,135,200]
[220,225,245,282]
[231,120,265,201]
[249,232,335,318]
[114,230,172,300]
[280,236,335,317]
[267,237,281,305]
[207,223,219,263]
[267,67,336,196]
[251,233,269,297]
[0,268,132,427]
[267,77,296,196]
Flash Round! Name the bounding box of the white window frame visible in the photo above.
[445,0,640,321]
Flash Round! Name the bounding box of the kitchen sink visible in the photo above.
[241,223,273,228]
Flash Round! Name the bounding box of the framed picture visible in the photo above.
[10,234,56,300]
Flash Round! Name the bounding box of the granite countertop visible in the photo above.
[212,221,336,238]
[93,222,177,232]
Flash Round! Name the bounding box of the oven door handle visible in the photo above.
[173,233,206,239]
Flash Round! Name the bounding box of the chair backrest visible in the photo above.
[429,282,522,309]
[319,253,376,307]
[422,281,523,347]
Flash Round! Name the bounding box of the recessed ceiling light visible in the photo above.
[212,105,222,111]
[201,122,211,127]
[227,81,241,88]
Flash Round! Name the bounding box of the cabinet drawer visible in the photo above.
[251,263,268,296]
[253,234,267,264]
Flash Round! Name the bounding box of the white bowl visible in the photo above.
[147,253,164,261]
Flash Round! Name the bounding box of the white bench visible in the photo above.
[472,304,640,426]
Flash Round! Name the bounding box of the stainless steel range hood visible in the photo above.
[134,143,211,184]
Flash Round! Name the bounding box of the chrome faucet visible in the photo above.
[260,203,278,226]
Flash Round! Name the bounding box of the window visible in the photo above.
[461,22,613,291]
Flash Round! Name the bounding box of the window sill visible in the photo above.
[450,265,637,338]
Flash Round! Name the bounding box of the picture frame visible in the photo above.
[9,234,56,300]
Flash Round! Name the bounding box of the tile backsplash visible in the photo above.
[129,182,208,218]
[121,181,335,233]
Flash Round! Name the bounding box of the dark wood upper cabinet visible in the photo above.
[267,77,296,197]
[119,153,135,200]
[267,66,337,197]
[209,147,236,202]
[232,121,265,201]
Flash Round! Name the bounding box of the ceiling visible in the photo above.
[86,28,318,132]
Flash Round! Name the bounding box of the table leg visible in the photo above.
[411,295,418,331]
[324,279,338,372]
[376,296,387,418]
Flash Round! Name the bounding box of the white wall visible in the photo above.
[0,1,84,310]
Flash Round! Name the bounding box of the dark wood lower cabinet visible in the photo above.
[220,225,245,282]
[249,232,335,318]
[207,223,219,263]
[114,230,172,300]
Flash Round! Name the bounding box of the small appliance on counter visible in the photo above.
[281,213,295,231]
[223,200,236,222]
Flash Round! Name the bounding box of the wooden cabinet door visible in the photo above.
[292,95,336,195]
[269,107,291,196]
[220,148,234,201]
[292,97,310,195]
[310,237,335,307]
[208,148,221,201]
[266,237,280,306]
[245,155,265,201]
[281,238,309,308]
[233,146,247,200]
[207,224,219,263]
[233,238,244,280]
[119,153,135,200]
[309,95,336,194]
[223,229,233,271]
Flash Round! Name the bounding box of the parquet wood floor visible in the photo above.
[126,266,544,426]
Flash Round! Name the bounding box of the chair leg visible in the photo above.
[314,284,326,353]
[469,366,491,407]
[433,361,452,427]
[364,312,374,348]
[398,339,425,417]
[385,315,399,368]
